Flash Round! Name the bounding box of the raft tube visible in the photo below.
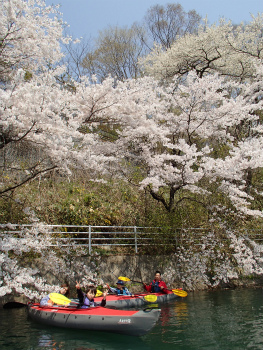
[27,304,161,336]
[94,291,178,309]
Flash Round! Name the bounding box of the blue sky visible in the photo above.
[46,0,263,39]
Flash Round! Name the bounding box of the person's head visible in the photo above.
[116,280,125,289]
[60,283,69,297]
[154,271,162,281]
[85,285,97,300]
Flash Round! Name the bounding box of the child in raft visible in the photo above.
[75,281,107,308]
[106,280,133,296]
[40,283,69,307]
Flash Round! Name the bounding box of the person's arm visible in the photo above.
[143,283,151,292]
[76,288,85,303]
[160,281,169,294]
[100,290,107,307]
[76,281,84,304]
[125,288,133,296]
[109,287,118,294]
[106,283,118,294]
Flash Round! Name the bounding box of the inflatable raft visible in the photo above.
[94,291,178,309]
[27,303,161,336]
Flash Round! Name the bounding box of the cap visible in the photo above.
[116,280,124,285]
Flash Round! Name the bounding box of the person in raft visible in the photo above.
[143,270,168,294]
[106,280,133,296]
[40,283,70,307]
[75,281,107,308]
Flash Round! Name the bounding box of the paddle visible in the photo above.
[49,293,77,305]
[95,290,103,297]
[118,276,188,297]
[118,276,143,284]
[170,289,188,297]
[106,282,157,303]
[111,293,157,303]
[139,294,157,303]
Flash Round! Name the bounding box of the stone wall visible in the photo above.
[97,254,179,287]
[1,255,178,306]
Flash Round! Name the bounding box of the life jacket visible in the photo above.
[82,296,96,308]
[116,287,130,295]
[151,280,161,293]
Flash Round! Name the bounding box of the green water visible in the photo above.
[0,288,262,350]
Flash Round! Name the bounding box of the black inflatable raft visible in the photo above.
[27,303,161,336]
[94,291,178,309]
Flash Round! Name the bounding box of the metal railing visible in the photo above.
[0,224,177,254]
[51,225,154,254]
[51,224,183,254]
[1,224,263,254]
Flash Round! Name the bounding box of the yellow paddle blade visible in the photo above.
[144,295,158,303]
[49,293,71,305]
[118,276,131,282]
[95,290,103,297]
[172,289,188,297]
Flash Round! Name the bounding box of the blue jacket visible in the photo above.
[40,294,51,306]
[109,286,132,296]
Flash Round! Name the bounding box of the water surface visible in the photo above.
[0,288,262,350]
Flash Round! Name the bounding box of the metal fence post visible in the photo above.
[89,225,92,254]
[134,226,138,253]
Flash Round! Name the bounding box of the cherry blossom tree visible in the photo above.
[0,0,124,298]
[114,68,263,218]
[1,0,70,196]
[141,14,263,81]
[0,0,68,82]
[163,230,263,291]
[0,2,149,198]
[0,209,104,299]
[0,70,134,197]
[0,2,162,198]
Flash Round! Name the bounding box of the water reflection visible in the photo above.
[37,333,95,350]
[31,322,152,350]
[173,301,188,324]
[37,334,65,349]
